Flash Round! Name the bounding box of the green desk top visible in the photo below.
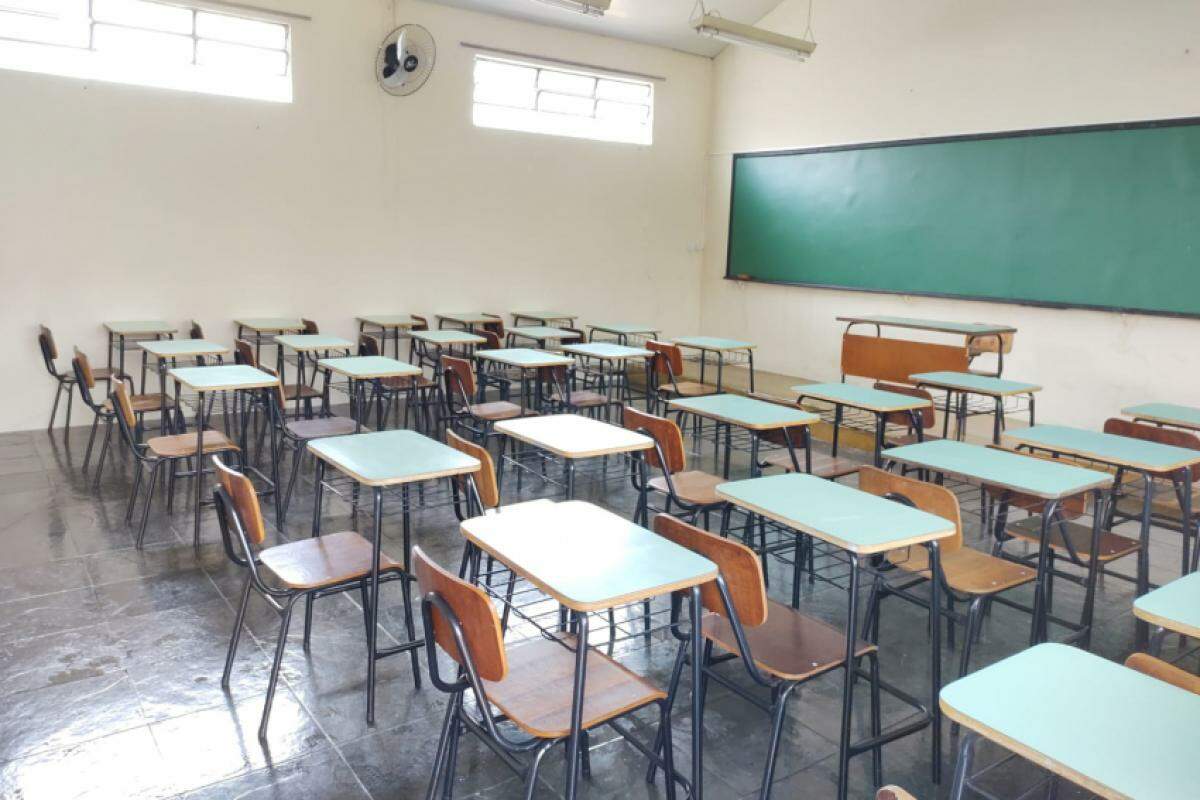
[588,323,659,335]
[717,473,954,554]
[562,343,653,360]
[1133,570,1200,639]
[104,320,176,335]
[673,336,755,351]
[436,312,499,324]
[910,371,1040,397]
[837,315,1016,336]
[308,430,479,487]
[1006,424,1200,473]
[669,394,819,431]
[168,365,278,392]
[511,311,575,323]
[410,329,486,346]
[495,414,652,459]
[884,440,1111,500]
[274,334,355,352]
[475,348,572,368]
[507,326,576,341]
[139,339,229,358]
[793,382,933,413]
[316,356,421,379]
[234,318,305,332]
[461,500,717,612]
[940,643,1198,799]
[357,314,419,328]
[1123,403,1200,432]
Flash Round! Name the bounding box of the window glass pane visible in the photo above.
[596,78,649,102]
[92,0,192,34]
[474,82,534,109]
[537,90,593,117]
[92,22,193,64]
[196,38,285,75]
[0,8,65,42]
[196,11,285,49]
[0,0,61,15]
[537,68,592,96]
[595,99,648,124]
[474,58,534,89]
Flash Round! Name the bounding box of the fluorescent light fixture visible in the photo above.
[695,14,816,60]
[533,0,610,17]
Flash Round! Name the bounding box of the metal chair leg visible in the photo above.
[222,575,253,687]
[136,461,163,549]
[426,694,459,800]
[282,443,303,527]
[64,386,74,435]
[441,694,463,800]
[646,642,689,784]
[48,382,64,432]
[94,419,113,488]
[84,414,99,471]
[522,741,554,800]
[258,598,296,740]
[758,684,796,800]
[958,597,986,678]
[126,462,144,522]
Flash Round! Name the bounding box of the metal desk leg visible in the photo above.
[192,387,208,549]
[1029,499,1060,645]
[565,610,590,800]
[992,397,1003,445]
[928,541,942,786]
[689,585,704,800]
[836,555,862,800]
[1135,473,1154,650]
[716,351,724,393]
[747,350,755,393]
[1079,489,1106,649]
[366,486,383,724]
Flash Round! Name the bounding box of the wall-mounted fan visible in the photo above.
[377,24,435,96]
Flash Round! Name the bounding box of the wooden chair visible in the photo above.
[967,331,1014,376]
[1105,418,1200,574]
[544,364,622,421]
[71,347,159,475]
[624,406,727,528]
[441,355,532,443]
[214,457,401,740]
[414,545,677,800]
[188,320,204,339]
[873,382,939,447]
[1124,652,1200,695]
[39,325,79,433]
[236,337,323,418]
[111,382,239,548]
[476,329,521,401]
[650,514,879,798]
[359,332,438,431]
[646,340,717,413]
[749,392,861,480]
[877,788,918,800]
[857,467,1036,677]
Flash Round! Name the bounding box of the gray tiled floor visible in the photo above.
[0,417,1192,799]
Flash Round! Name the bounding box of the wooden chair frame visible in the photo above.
[39,325,76,433]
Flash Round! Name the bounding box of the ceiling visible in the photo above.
[427,0,786,57]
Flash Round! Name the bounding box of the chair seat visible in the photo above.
[762,451,860,479]
[703,599,875,682]
[553,389,610,408]
[146,429,238,459]
[283,384,323,401]
[469,401,530,421]
[985,485,1085,521]
[648,470,725,506]
[286,416,361,440]
[658,381,718,398]
[482,636,664,739]
[103,393,164,415]
[91,366,122,381]
[381,374,436,390]
[259,530,401,590]
[1005,516,1141,563]
[1115,486,1200,524]
[885,544,1035,595]
[885,432,942,447]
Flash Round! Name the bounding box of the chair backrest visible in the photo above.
[842,333,968,384]
[653,514,767,627]
[110,381,138,430]
[189,320,204,339]
[359,333,381,357]
[1125,652,1200,695]
[873,382,936,428]
[442,355,476,399]
[748,392,809,449]
[560,327,585,344]
[72,346,96,389]
[302,318,319,334]
[623,406,685,473]
[646,340,683,379]
[413,546,507,682]
[479,330,503,351]
[1103,419,1200,482]
[235,338,257,367]
[446,430,498,510]
[967,331,1014,357]
[857,466,963,552]
[213,457,267,545]
[38,325,58,374]
[411,315,429,332]
[876,787,919,800]
[481,314,504,338]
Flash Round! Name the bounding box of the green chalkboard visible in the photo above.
[727,118,1200,318]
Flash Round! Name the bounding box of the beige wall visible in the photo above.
[702,0,1200,428]
[0,0,711,432]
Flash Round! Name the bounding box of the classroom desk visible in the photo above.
[436,312,499,332]
[1133,570,1200,653]
[104,321,176,391]
[168,365,280,546]
[317,356,421,432]
[587,322,660,345]
[356,315,419,359]
[668,394,819,478]
[410,329,484,372]
[561,342,654,410]
[460,499,716,800]
[837,315,1016,376]
[140,339,231,432]
[309,429,481,723]
[672,336,756,393]
[1005,424,1200,647]
[233,318,305,366]
[792,382,933,466]
[510,311,576,327]
[473,348,572,414]
[495,414,652,499]
[942,643,1197,800]
[1123,402,1200,433]
[274,335,354,418]
[910,371,1040,444]
[717,473,955,798]
[882,439,1112,645]
[505,325,580,348]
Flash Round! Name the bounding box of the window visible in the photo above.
[0,0,291,102]
[472,54,653,146]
